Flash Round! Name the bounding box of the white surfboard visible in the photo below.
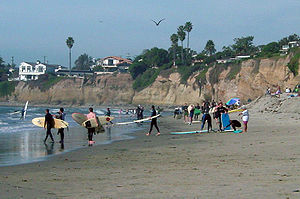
[23,101,28,119]
[133,114,161,123]
[113,114,161,126]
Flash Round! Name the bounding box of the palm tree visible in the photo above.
[177,25,186,64]
[204,40,216,56]
[66,37,74,76]
[170,34,178,66]
[184,22,193,50]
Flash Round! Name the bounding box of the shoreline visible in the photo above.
[1,113,300,198]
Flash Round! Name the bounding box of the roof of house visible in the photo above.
[56,69,93,73]
[23,62,65,68]
[101,56,132,64]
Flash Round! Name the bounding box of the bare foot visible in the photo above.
[156,132,161,136]
[146,133,150,136]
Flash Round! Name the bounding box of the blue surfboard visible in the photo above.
[222,113,231,130]
[170,130,208,135]
[233,130,243,133]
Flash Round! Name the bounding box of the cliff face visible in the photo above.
[4,56,300,105]
[133,55,300,105]
[9,74,135,105]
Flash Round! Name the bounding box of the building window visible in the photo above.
[108,59,113,66]
[38,66,43,72]
[22,66,26,72]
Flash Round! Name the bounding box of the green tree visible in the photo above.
[128,61,148,79]
[184,22,193,50]
[170,33,179,65]
[204,40,216,56]
[232,36,256,55]
[261,42,280,54]
[74,53,93,70]
[139,47,169,68]
[221,46,235,58]
[66,37,75,75]
[177,25,186,64]
[279,34,300,47]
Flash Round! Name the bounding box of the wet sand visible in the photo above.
[0,112,300,199]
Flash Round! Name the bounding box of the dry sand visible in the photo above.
[0,96,300,199]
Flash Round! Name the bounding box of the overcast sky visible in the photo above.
[1,0,300,66]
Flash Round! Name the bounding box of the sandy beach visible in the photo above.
[0,101,300,199]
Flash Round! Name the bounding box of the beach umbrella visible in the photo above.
[226,98,240,106]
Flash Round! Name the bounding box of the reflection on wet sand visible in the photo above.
[0,125,138,166]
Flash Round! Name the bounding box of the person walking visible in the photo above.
[55,108,66,143]
[146,105,160,136]
[86,107,99,146]
[44,109,54,143]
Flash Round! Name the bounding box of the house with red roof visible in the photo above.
[98,56,132,72]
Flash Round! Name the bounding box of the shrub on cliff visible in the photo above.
[288,48,300,76]
[0,81,17,97]
[132,68,160,91]
[27,74,64,92]
[177,64,206,83]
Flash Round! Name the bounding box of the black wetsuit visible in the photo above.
[215,106,227,130]
[224,120,241,131]
[201,106,212,132]
[56,113,65,143]
[44,113,54,142]
[148,109,160,134]
[105,110,111,117]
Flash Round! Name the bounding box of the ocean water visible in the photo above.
[0,106,153,166]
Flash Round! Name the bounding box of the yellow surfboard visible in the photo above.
[82,116,114,128]
[32,117,69,129]
[228,109,243,113]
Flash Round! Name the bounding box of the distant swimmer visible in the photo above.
[146,105,160,136]
[44,109,54,143]
[20,108,25,120]
[151,18,165,26]
[55,108,66,143]
[86,107,99,146]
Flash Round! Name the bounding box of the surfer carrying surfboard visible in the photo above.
[146,105,160,136]
[44,109,54,143]
[86,107,99,146]
[55,108,66,143]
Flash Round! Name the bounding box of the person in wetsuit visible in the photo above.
[105,108,111,117]
[55,108,66,143]
[146,105,160,136]
[44,109,54,143]
[223,120,241,131]
[201,102,212,132]
[215,102,228,131]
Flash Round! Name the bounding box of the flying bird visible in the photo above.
[151,18,165,26]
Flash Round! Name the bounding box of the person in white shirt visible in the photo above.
[239,105,249,133]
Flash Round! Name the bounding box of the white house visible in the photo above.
[97,56,132,72]
[19,61,65,81]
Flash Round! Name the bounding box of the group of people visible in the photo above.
[176,100,249,133]
[43,105,161,146]
[43,108,66,143]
